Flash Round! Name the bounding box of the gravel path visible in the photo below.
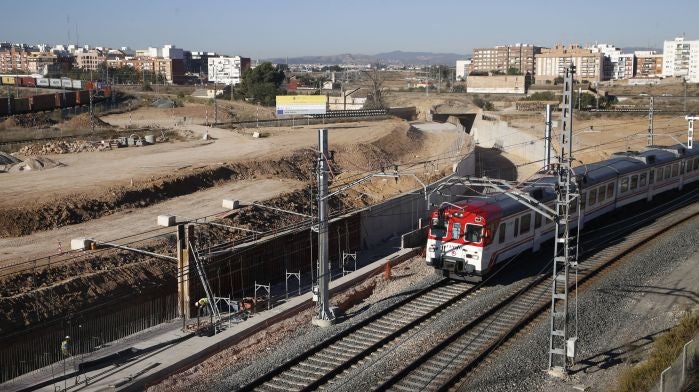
[458,217,699,392]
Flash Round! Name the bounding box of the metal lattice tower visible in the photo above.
[548,64,579,373]
[314,128,334,325]
[647,96,654,146]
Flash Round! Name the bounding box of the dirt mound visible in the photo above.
[59,113,111,130]
[7,157,64,172]
[333,122,424,171]
[0,114,56,130]
[0,150,316,238]
[16,140,109,155]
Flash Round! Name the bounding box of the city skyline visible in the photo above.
[1,0,698,59]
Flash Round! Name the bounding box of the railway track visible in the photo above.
[243,280,480,391]
[374,188,699,392]
[241,188,699,392]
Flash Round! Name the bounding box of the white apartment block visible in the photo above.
[455,59,471,80]
[207,56,251,85]
[662,37,699,82]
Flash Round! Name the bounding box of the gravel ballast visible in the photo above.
[458,217,699,392]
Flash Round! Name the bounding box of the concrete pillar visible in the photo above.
[177,224,192,320]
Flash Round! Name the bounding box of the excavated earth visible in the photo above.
[0,121,453,334]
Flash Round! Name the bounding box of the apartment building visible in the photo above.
[471,44,540,75]
[635,51,663,77]
[207,56,251,85]
[455,59,471,80]
[27,52,58,75]
[74,49,106,71]
[0,47,30,73]
[535,44,605,82]
[662,37,699,82]
[106,57,185,84]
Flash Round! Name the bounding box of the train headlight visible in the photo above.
[453,212,464,218]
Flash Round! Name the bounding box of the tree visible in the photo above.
[362,64,387,109]
[473,97,494,111]
[235,62,285,105]
[506,67,522,75]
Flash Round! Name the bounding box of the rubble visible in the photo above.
[16,140,110,155]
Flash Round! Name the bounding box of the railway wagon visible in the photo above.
[0,97,10,115]
[49,79,62,88]
[13,97,30,113]
[75,90,90,105]
[15,77,36,87]
[29,94,57,111]
[36,78,49,87]
[426,145,699,281]
[58,91,77,107]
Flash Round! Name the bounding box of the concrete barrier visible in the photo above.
[401,226,428,249]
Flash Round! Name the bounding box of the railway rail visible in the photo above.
[375,188,699,391]
[244,187,699,392]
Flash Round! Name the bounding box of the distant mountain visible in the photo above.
[265,50,467,66]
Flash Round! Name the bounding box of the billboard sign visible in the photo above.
[276,95,327,115]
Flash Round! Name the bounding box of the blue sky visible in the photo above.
[1,0,697,59]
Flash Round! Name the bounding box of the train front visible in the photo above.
[425,203,495,281]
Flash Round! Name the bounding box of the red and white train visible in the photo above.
[426,145,699,281]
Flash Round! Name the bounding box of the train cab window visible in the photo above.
[520,214,531,235]
[465,224,483,243]
[589,189,597,205]
[664,166,671,180]
[598,185,606,201]
[649,170,655,184]
[640,173,647,187]
[513,218,519,238]
[430,218,447,238]
[534,213,542,229]
[580,192,587,210]
[630,175,638,191]
[607,183,614,199]
[672,163,679,177]
[498,223,506,243]
[620,177,629,193]
[451,222,461,240]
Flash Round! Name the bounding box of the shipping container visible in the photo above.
[29,94,56,111]
[36,78,49,87]
[59,91,76,107]
[84,81,95,90]
[1,76,16,85]
[13,97,30,113]
[71,79,82,89]
[76,90,90,105]
[0,97,9,115]
[19,77,36,87]
[61,79,72,88]
[49,79,61,88]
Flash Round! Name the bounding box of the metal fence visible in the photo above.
[0,292,178,383]
[658,336,698,392]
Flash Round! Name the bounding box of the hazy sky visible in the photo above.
[1,0,697,59]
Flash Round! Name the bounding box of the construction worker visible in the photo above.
[195,297,210,317]
[60,336,71,357]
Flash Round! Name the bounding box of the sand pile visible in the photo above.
[7,157,64,172]
[59,113,111,130]
[17,140,109,155]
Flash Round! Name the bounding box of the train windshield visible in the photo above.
[430,218,447,238]
[465,224,483,243]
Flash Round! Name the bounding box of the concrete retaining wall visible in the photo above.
[471,113,546,165]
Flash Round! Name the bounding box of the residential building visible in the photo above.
[161,45,184,60]
[662,37,699,82]
[74,49,105,71]
[635,51,663,77]
[534,44,605,82]
[27,52,58,75]
[615,54,635,80]
[207,56,251,85]
[455,59,471,80]
[0,47,30,73]
[471,44,540,75]
[106,56,185,84]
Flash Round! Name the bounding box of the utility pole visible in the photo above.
[89,88,94,133]
[548,64,579,375]
[647,96,654,146]
[544,104,553,171]
[686,115,696,149]
[313,128,335,327]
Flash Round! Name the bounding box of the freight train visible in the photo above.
[0,75,111,116]
[426,145,699,281]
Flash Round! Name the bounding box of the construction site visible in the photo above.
[1,74,698,392]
